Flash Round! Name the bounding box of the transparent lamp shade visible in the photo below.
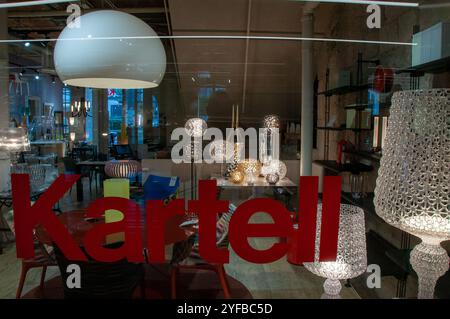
[263,114,280,130]
[374,89,450,298]
[209,139,234,163]
[185,118,207,138]
[0,127,30,153]
[261,159,287,179]
[304,204,367,298]
[238,159,261,185]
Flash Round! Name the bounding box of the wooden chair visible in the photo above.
[169,204,236,299]
[16,241,56,299]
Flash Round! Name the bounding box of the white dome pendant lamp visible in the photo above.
[54,10,166,89]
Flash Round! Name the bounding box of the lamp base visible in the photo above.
[410,240,449,299]
[321,278,342,299]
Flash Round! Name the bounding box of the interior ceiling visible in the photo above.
[168,0,304,119]
[6,0,308,121]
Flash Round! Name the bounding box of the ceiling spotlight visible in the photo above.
[35,74,40,80]
[191,77,196,82]
[24,42,30,47]
[51,76,56,84]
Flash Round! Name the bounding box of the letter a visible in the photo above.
[66,264,81,289]
[367,4,381,29]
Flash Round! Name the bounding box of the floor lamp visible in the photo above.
[375,89,450,299]
[184,118,207,201]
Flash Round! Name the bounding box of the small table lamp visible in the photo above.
[105,160,141,179]
[238,158,261,185]
[209,139,233,175]
[304,204,367,299]
[0,127,30,162]
[184,118,207,200]
[375,89,450,299]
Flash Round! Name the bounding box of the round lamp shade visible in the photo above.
[238,159,262,178]
[184,118,207,138]
[105,160,141,179]
[54,10,166,89]
[230,170,245,184]
[263,114,280,130]
[261,159,287,179]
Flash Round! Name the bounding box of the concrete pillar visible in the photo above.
[300,11,314,176]
[0,4,11,192]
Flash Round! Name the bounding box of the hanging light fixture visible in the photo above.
[54,10,166,89]
[70,97,91,118]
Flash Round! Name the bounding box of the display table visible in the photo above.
[212,175,296,188]
[31,140,66,158]
[211,175,297,206]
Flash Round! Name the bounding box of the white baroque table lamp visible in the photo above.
[374,89,450,299]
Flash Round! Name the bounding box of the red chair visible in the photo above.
[4,209,56,299]
[16,240,56,299]
[169,204,236,299]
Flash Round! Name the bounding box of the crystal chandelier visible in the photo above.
[70,97,91,118]
[374,89,450,299]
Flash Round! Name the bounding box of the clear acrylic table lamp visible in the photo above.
[304,204,367,299]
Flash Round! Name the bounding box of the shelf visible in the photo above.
[344,102,390,110]
[316,127,372,132]
[396,56,450,76]
[343,150,381,162]
[284,133,301,140]
[313,160,373,174]
[317,84,370,97]
[316,126,345,131]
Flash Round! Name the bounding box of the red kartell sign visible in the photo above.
[11,174,341,265]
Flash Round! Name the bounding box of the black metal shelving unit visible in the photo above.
[318,53,378,159]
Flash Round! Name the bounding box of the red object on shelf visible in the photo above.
[336,140,347,165]
[374,66,394,93]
